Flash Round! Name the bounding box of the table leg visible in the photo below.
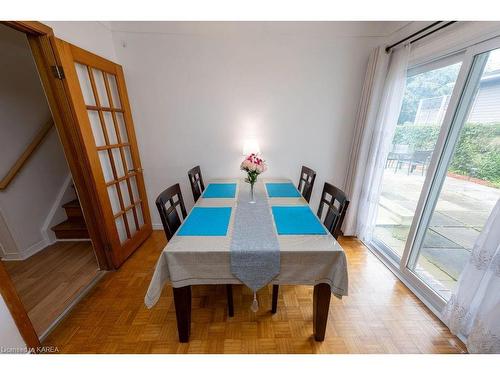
[271,285,279,314]
[173,285,191,343]
[313,283,331,341]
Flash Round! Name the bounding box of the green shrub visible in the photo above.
[392,124,441,151]
[392,123,500,187]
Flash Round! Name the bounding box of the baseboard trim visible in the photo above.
[1,238,53,261]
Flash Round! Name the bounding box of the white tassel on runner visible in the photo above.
[251,291,259,312]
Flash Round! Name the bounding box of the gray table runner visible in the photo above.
[230,181,280,309]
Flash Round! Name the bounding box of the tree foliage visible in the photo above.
[397,64,461,125]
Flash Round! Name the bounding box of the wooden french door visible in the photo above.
[55,39,152,268]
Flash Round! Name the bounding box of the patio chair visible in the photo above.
[408,150,433,175]
[386,144,411,169]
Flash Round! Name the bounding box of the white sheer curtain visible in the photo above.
[344,45,411,240]
[442,199,500,354]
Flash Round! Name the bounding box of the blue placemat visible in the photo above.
[178,207,232,236]
[271,206,327,235]
[266,183,301,198]
[202,183,237,198]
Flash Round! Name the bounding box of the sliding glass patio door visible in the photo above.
[371,36,500,310]
[406,44,500,300]
[373,55,464,260]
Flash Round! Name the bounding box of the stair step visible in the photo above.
[51,219,89,239]
[62,199,84,220]
[62,199,80,208]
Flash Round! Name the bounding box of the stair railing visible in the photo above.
[0,119,54,191]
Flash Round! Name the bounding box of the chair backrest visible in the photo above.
[187,165,205,202]
[155,183,188,240]
[297,166,316,203]
[412,150,432,163]
[317,182,350,239]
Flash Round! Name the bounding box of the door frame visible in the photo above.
[0,21,116,349]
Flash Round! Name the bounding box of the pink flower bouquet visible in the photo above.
[241,153,267,187]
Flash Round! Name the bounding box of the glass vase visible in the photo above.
[249,182,256,204]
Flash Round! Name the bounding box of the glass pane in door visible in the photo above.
[74,63,149,244]
[411,49,500,299]
[373,60,462,259]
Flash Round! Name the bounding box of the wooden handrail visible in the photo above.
[0,120,54,190]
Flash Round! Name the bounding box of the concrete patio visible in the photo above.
[374,168,500,298]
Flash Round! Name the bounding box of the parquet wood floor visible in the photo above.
[42,231,467,353]
[3,241,100,336]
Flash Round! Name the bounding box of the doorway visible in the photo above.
[0,21,152,349]
[371,36,500,310]
[0,23,103,338]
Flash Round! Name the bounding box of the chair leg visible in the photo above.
[226,284,234,317]
[271,285,279,314]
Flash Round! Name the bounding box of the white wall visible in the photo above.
[111,22,388,225]
[43,21,117,61]
[0,24,72,259]
[0,294,26,353]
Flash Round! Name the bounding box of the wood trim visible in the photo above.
[0,21,53,351]
[70,43,118,74]
[0,261,41,350]
[86,105,124,113]
[1,21,53,36]
[115,64,152,233]
[96,143,131,150]
[0,120,54,190]
[105,172,138,186]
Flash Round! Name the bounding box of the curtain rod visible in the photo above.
[385,21,457,53]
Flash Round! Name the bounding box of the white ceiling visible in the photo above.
[105,21,411,38]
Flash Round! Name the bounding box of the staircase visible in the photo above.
[51,199,89,239]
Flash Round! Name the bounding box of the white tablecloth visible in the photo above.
[145,178,348,308]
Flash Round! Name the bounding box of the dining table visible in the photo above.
[145,177,348,342]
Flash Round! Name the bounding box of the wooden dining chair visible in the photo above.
[155,183,188,241]
[297,166,316,203]
[187,165,205,203]
[271,182,349,314]
[155,183,234,316]
[316,182,350,239]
